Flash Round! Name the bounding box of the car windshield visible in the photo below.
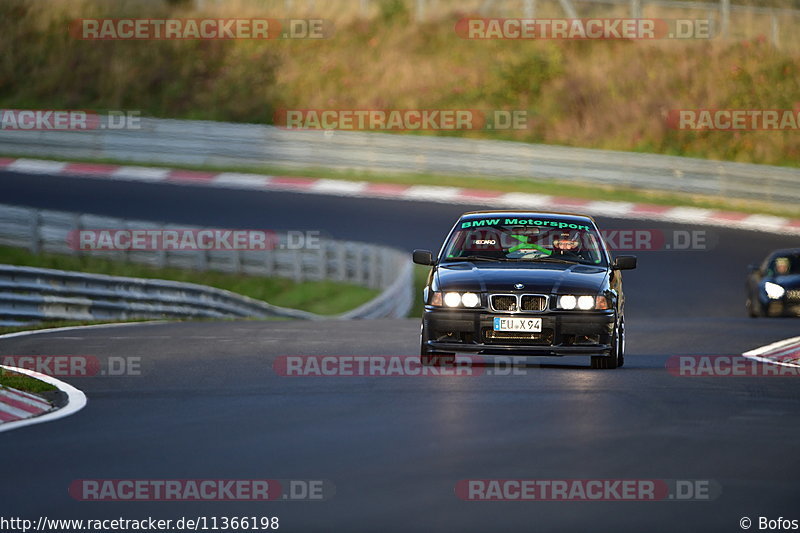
[768,254,800,276]
[442,218,607,266]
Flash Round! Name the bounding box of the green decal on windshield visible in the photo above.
[461,218,500,228]
[461,218,590,231]
[508,234,552,255]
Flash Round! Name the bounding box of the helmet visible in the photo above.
[553,231,582,252]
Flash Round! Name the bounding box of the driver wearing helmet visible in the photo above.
[552,231,584,260]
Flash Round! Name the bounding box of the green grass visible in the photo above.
[410,264,430,319]
[0,368,57,394]
[5,153,798,218]
[0,245,379,316]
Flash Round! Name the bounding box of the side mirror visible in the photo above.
[412,249,435,266]
[612,255,637,270]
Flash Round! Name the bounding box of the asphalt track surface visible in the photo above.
[2,169,800,532]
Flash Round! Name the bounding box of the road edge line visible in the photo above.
[742,336,800,369]
[0,365,87,433]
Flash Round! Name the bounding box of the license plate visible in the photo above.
[493,317,542,332]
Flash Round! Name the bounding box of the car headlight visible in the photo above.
[444,292,462,307]
[430,291,482,308]
[557,294,610,310]
[558,295,577,310]
[461,292,481,308]
[577,295,595,310]
[765,282,785,299]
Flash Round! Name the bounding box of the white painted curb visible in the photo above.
[0,321,165,432]
[742,336,800,369]
[0,365,87,433]
[2,157,799,236]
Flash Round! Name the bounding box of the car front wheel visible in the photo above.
[591,316,624,370]
[420,324,456,366]
[746,295,762,318]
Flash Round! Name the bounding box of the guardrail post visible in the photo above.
[264,249,275,276]
[71,214,81,257]
[523,0,535,19]
[317,242,327,280]
[720,0,730,37]
[355,244,365,285]
[28,210,41,255]
[293,249,302,282]
[385,251,395,289]
[336,245,347,282]
[195,249,208,271]
[770,14,780,48]
[155,247,166,268]
[479,0,496,15]
[630,0,641,18]
[557,0,578,19]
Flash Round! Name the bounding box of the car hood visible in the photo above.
[770,274,800,289]
[434,261,609,294]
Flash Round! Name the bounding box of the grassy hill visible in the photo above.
[1,0,798,166]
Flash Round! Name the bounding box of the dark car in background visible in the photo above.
[746,248,800,317]
[413,211,637,369]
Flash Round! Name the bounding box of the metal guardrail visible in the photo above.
[0,204,413,324]
[1,117,798,205]
[0,264,320,326]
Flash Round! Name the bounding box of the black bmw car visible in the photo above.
[746,248,800,317]
[413,211,637,369]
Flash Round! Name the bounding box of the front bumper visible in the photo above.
[761,296,800,317]
[423,307,615,356]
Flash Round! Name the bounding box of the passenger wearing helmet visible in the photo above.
[552,231,584,261]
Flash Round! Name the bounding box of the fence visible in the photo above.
[0,204,414,325]
[0,264,319,327]
[194,0,800,48]
[1,117,798,206]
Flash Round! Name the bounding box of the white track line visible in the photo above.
[742,337,800,369]
[0,365,86,433]
[743,336,800,356]
[0,320,166,341]
[8,159,67,174]
[111,166,170,182]
[311,179,369,195]
[0,321,167,432]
